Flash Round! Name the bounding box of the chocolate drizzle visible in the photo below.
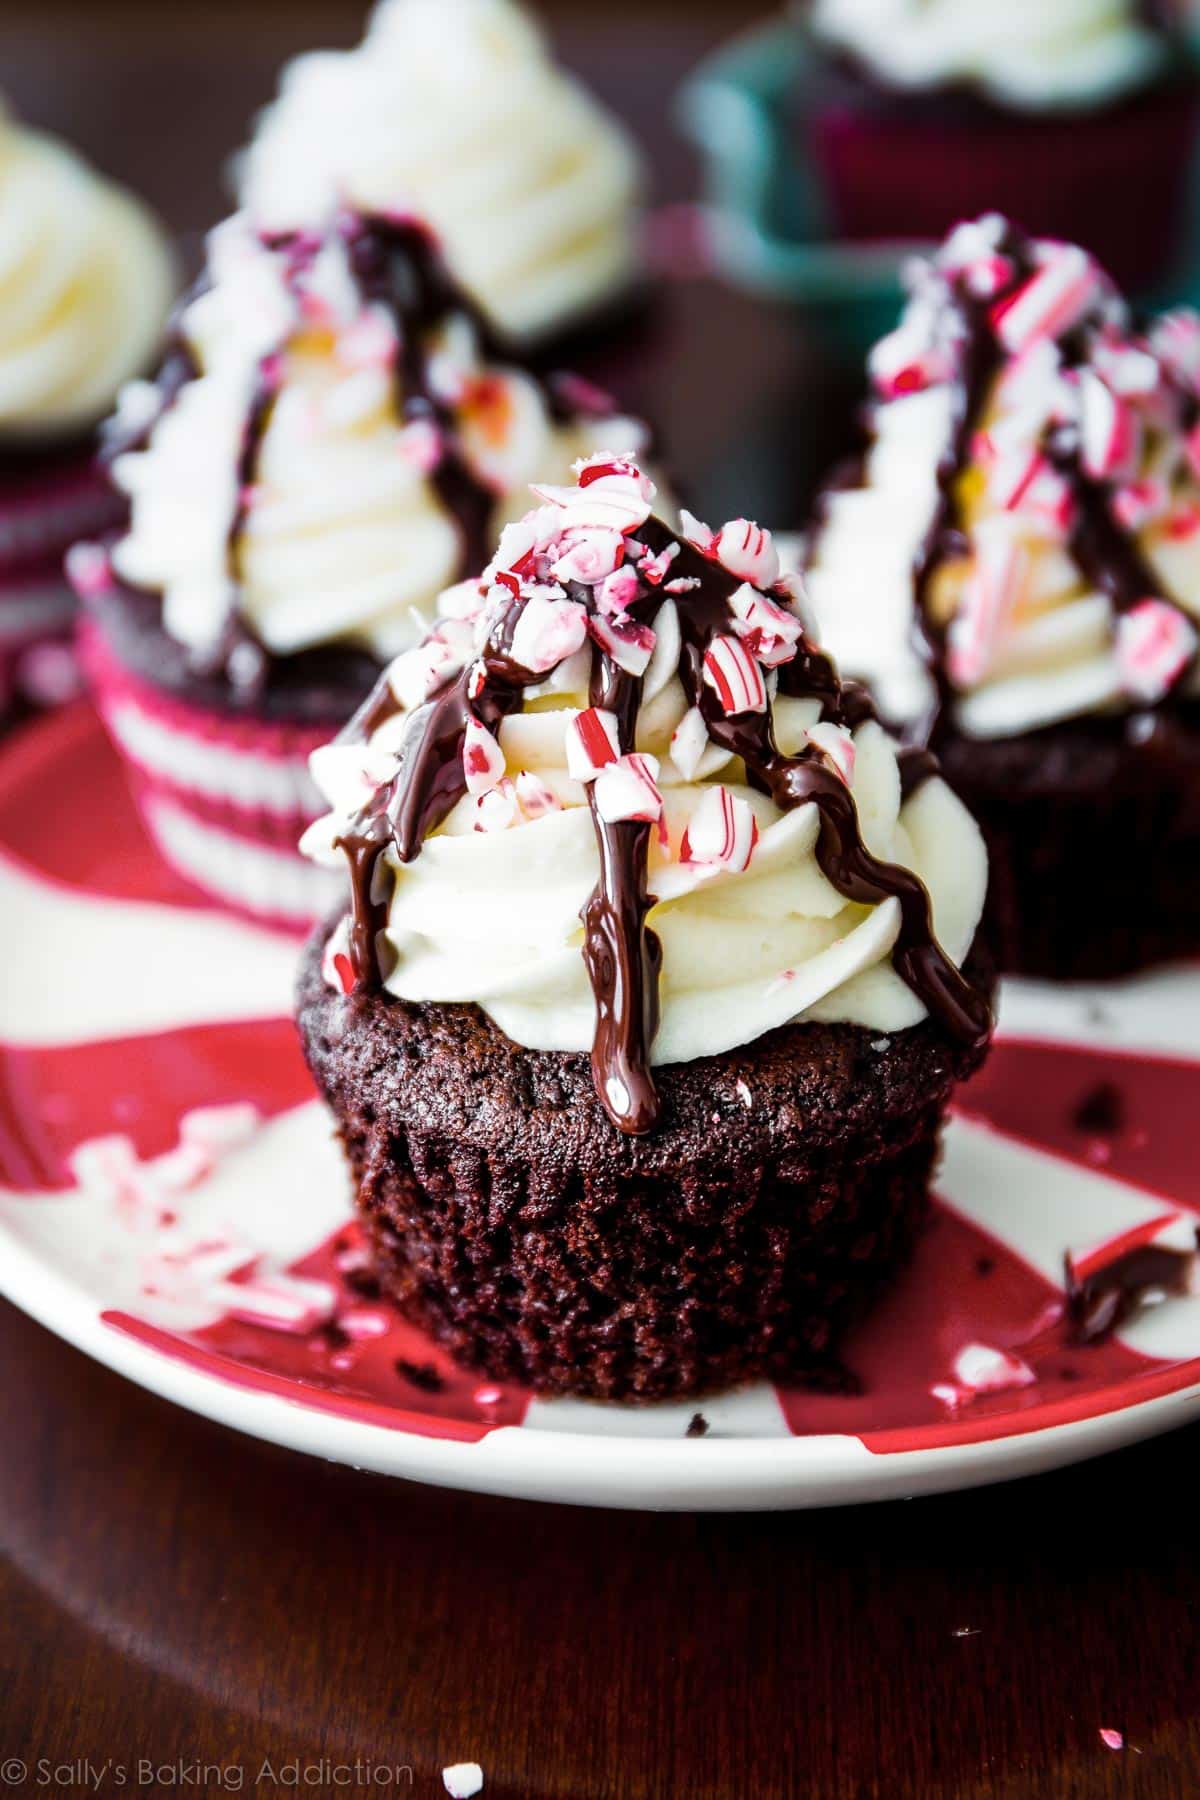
[333,497,991,1136]
[581,594,664,1136]
[1066,1230,1200,1345]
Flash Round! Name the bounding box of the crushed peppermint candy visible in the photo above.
[442,1764,484,1798]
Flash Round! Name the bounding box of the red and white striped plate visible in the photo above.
[3,702,1199,1510]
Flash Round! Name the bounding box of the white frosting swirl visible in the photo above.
[303,470,988,1061]
[808,0,1171,110]
[109,217,650,663]
[237,0,642,344]
[807,217,1200,739]
[0,102,174,434]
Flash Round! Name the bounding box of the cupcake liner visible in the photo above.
[81,619,344,932]
[0,454,118,727]
[939,710,1200,980]
[298,922,993,1401]
[808,82,1199,292]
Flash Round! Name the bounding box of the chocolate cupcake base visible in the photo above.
[298,922,992,1401]
[938,707,1200,982]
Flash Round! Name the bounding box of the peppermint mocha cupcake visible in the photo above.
[0,101,174,724]
[805,215,1200,980]
[236,0,643,354]
[74,212,654,929]
[798,1,1197,290]
[296,457,993,1401]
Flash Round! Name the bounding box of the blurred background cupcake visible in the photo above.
[805,214,1200,981]
[0,99,174,726]
[799,0,1199,292]
[74,209,657,929]
[235,0,645,360]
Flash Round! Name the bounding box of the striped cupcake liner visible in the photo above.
[80,620,345,932]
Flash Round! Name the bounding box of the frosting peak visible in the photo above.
[236,0,642,344]
[304,459,990,1136]
[807,0,1175,112]
[104,213,651,685]
[0,102,174,434]
[806,215,1200,740]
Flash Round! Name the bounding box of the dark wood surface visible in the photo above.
[3,6,1200,1797]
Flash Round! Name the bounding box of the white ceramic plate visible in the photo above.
[3,705,1199,1510]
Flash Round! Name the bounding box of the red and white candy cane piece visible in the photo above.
[473,778,519,833]
[564,707,621,783]
[1067,1209,1187,1287]
[1112,478,1171,532]
[533,463,654,535]
[514,771,561,818]
[1091,333,1160,397]
[806,722,856,786]
[462,716,506,796]
[714,519,781,588]
[680,785,759,873]
[595,564,641,617]
[991,244,1101,354]
[1078,368,1141,481]
[592,753,663,824]
[702,634,767,714]
[322,915,357,996]
[670,706,711,780]
[588,612,656,676]
[679,509,715,555]
[550,527,624,586]
[509,591,588,673]
[952,1343,1036,1395]
[868,319,950,399]
[946,534,1023,689]
[1115,599,1198,703]
[1151,309,1200,390]
[65,541,114,600]
[638,541,680,587]
[728,582,804,666]
[987,448,1073,534]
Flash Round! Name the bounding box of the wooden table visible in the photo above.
[3,6,1200,1796]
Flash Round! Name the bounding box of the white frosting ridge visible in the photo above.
[108,216,651,664]
[808,0,1171,111]
[237,0,642,344]
[0,103,174,433]
[303,463,988,1065]
[807,216,1200,739]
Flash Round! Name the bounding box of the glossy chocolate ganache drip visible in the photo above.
[328,462,991,1136]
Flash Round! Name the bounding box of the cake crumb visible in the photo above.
[686,1412,709,1438]
[443,1764,484,1797]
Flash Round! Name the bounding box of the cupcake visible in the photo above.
[74,211,657,930]
[797,0,1197,291]
[296,456,992,1401]
[805,214,1200,980]
[0,100,174,725]
[235,0,643,355]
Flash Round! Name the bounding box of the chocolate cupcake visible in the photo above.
[235,0,644,358]
[797,0,1197,291]
[296,458,993,1401]
[0,101,174,726]
[805,214,1200,980]
[73,210,657,929]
